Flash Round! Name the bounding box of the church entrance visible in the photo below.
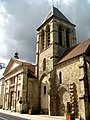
[40,76,50,114]
[10,91,14,111]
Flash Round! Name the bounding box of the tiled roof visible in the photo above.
[58,38,90,64]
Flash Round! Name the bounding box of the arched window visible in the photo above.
[66,29,70,48]
[44,86,46,94]
[46,25,50,47]
[58,26,62,46]
[59,71,62,84]
[41,30,45,50]
[43,58,46,71]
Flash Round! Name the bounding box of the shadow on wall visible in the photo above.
[73,83,79,117]
[58,83,79,117]
[58,86,68,116]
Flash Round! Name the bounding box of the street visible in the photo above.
[0,109,66,120]
[0,112,32,120]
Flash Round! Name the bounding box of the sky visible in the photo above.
[0,0,90,77]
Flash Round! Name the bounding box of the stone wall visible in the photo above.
[56,56,86,119]
[85,58,90,120]
[28,78,39,112]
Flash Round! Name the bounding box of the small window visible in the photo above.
[44,86,46,95]
[59,71,62,84]
[43,58,46,71]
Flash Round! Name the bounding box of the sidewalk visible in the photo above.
[0,109,66,120]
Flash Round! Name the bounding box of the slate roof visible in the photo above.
[45,6,70,23]
[58,38,90,64]
[37,6,75,31]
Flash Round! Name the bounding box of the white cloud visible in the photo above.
[0,4,12,26]
[63,0,74,5]
[48,0,73,6]
[47,0,60,6]
[88,0,90,3]
[0,5,8,57]
[0,29,7,53]
[0,4,12,77]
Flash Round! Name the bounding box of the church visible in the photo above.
[3,6,90,120]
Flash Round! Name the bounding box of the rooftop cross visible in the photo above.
[52,0,54,7]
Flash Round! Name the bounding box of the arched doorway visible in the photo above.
[40,74,50,114]
[58,85,70,115]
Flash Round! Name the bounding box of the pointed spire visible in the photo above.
[37,6,75,31]
[14,52,19,59]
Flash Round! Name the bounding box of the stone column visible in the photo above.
[14,76,18,112]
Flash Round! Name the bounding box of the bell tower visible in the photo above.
[36,6,76,78]
[35,6,76,115]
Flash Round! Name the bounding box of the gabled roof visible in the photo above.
[58,38,90,64]
[37,6,75,31]
[3,58,36,77]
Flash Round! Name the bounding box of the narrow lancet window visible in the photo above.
[59,71,62,84]
[44,86,46,95]
[43,58,46,71]
[58,26,62,46]
[46,25,50,47]
[41,30,45,50]
[66,29,70,48]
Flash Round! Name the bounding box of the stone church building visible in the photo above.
[3,6,90,120]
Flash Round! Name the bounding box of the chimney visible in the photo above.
[14,52,19,59]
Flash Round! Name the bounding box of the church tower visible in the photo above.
[35,6,76,115]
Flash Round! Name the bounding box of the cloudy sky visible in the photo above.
[0,0,90,77]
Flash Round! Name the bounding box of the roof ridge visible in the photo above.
[13,58,36,66]
[58,38,90,64]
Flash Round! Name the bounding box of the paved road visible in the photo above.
[0,109,66,120]
[0,112,32,120]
